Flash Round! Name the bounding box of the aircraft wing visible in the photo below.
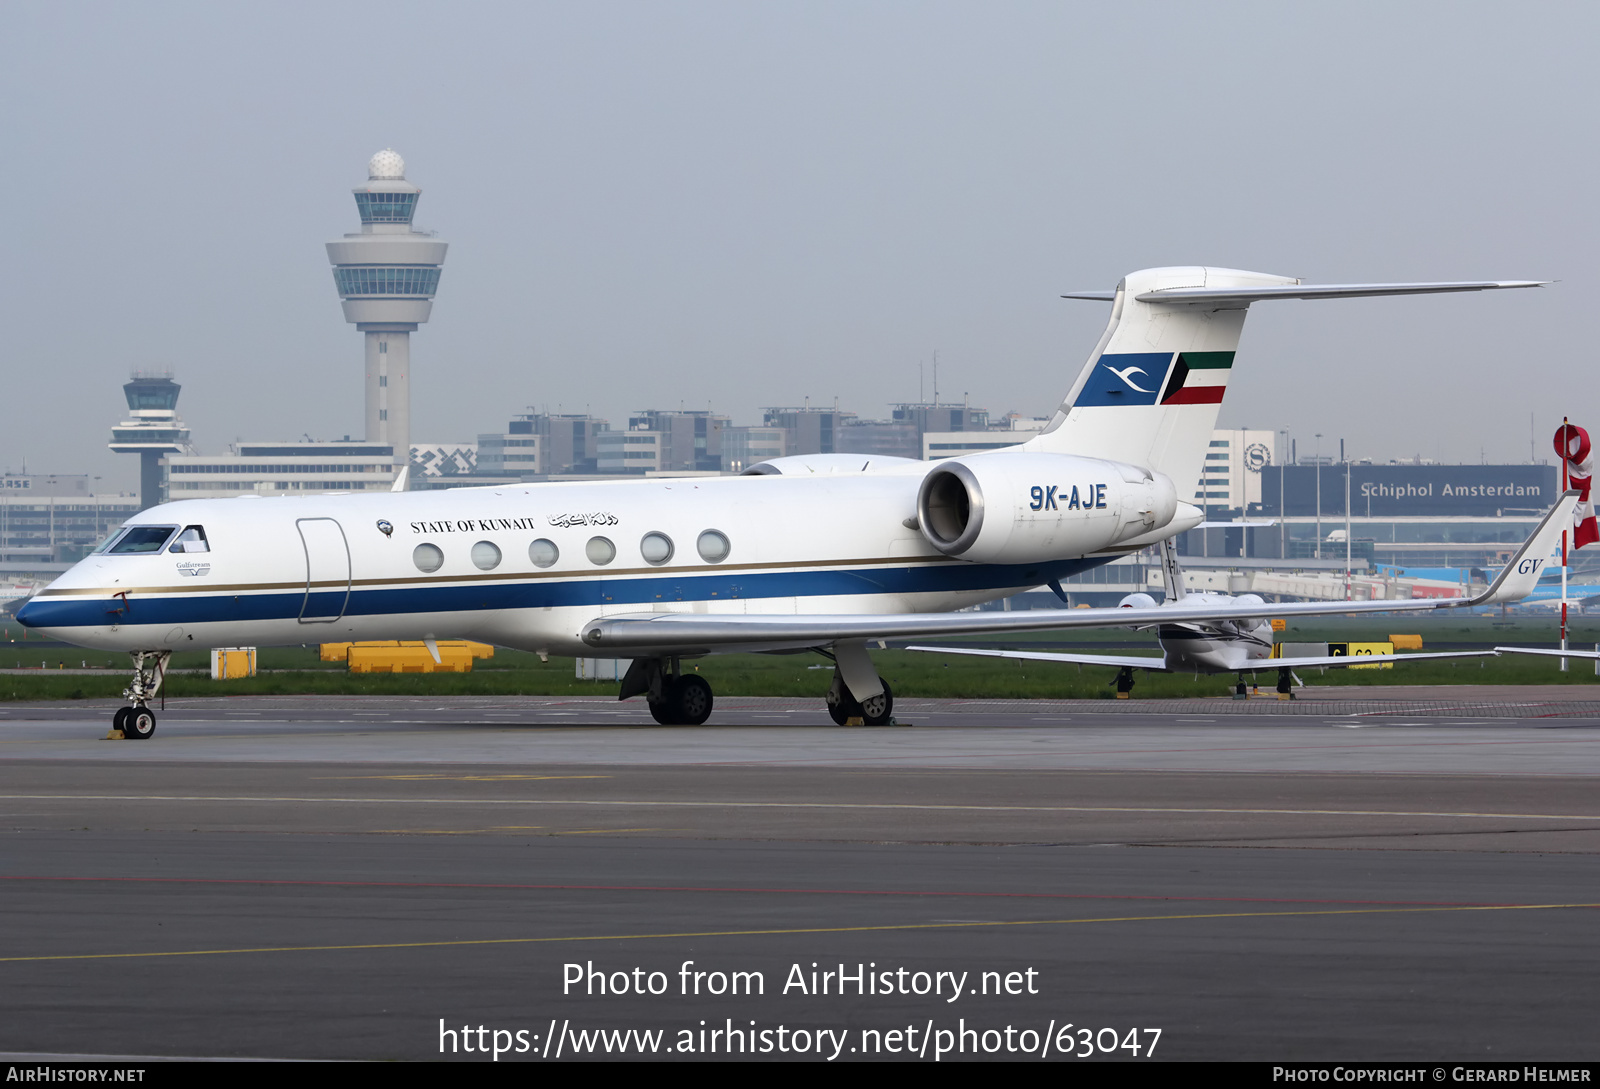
[1494,646,1600,661]
[905,644,1496,674]
[1253,650,1499,671]
[580,493,1578,654]
[903,645,1170,671]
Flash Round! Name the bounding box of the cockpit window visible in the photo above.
[92,528,129,554]
[107,526,179,554]
[168,526,210,554]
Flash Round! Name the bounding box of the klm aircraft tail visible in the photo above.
[1024,266,1545,502]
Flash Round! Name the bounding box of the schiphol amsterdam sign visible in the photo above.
[1263,464,1557,517]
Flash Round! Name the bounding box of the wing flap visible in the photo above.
[904,645,1169,671]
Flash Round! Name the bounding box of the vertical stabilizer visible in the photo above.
[1025,266,1298,499]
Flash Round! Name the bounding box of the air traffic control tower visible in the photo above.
[108,373,191,510]
[326,150,447,478]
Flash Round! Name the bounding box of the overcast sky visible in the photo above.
[4,2,1594,490]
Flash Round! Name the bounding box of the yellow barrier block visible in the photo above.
[1389,634,1423,651]
[210,647,257,679]
[333,641,495,674]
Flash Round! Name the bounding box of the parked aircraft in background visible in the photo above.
[17,267,1547,737]
[905,535,1525,698]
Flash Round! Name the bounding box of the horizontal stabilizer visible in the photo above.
[1131,281,1548,308]
[1062,281,1546,307]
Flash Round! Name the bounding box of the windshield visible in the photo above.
[92,528,129,554]
[107,526,179,554]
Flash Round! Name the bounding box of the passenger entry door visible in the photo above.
[297,518,351,623]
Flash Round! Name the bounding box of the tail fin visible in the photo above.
[1026,266,1546,501]
[1024,266,1295,500]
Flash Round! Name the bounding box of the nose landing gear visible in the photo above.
[109,650,168,740]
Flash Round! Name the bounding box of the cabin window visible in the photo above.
[470,541,502,571]
[168,526,210,553]
[528,539,559,568]
[585,536,616,565]
[640,532,674,565]
[696,529,731,563]
[108,526,178,554]
[413,543,444,572]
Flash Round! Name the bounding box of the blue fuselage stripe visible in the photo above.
[19,557,1113,629]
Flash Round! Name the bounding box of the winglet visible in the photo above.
[390,465,410,493]
[1471,490,1580,605]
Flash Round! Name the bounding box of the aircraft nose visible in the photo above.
[14,599,40,628]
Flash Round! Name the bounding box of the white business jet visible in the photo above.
[18,267,1551,738]
[904,534,1528,699]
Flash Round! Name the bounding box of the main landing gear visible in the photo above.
[619,658,714,726]
[822,641,894,726]
[111,650,169,740]
[825,673,894,726]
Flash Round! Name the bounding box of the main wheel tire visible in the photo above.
[669,675,714,726]
[859,681,893,726]
[826,687,859,725]
[647,698,675,725]
[124,706,156,740]
[112,706,133,735]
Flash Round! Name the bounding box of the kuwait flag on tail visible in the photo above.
[1158,351,1234,405]
[1555,422,1599,549]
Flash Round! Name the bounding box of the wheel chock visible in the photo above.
[1115,691,1131,700]
[845,716,865,726]
[103,729,125,740]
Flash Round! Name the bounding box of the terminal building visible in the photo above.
[1249,462,1561,571]
[164,442,399,499]
[0,475,139,572]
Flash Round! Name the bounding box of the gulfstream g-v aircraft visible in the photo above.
[18,267,1550,738]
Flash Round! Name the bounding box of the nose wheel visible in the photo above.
[109,651,169,739]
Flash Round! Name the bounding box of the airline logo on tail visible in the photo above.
[1073,352,1236,408]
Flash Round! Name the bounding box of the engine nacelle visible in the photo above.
[916,453,1178,564]
[1118,593,1158,609]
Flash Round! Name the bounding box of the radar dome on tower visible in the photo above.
[368,149,406,180]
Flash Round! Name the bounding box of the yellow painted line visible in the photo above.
[3,794,1598,822]
[368,827,659,835]
[315,775,611,782]
[369,826,545,835]
[5,901,1596,964]
[555,828,660,835]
